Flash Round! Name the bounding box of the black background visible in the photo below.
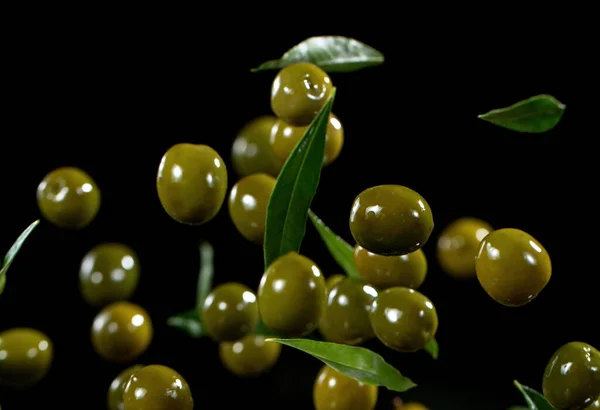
[0,14,574,410]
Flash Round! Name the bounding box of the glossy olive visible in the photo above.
[319,277,378,345]
[585,399,600,409]
[542,342,600,410]
[369,287,438,352]
[0,328,53,388]
[218,334,282,377]
[36,166,101,229]
[108,364,143,410]
[91,301,153,363]
[201,282,259,342]
[475,228,552,307]
[231,115,282,178]
[349,185,434,256]
[123,364,193,410]
[228,173,276,245]
[353,245,427,290]
[258,251,327,337]
[437,217,493,279]
[326,274,345,291]
[79,243,140,307]
[402,403,429,410]
[270,62,333,126]
[313,364,378,410]
[156,143,227,225]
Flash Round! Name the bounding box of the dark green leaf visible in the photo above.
[423,338,439,359]
[251,36,384,73]
[167,309,206,338]
[266,338,416,392]
[478,94,565,133]
[263,89,336,268]
[0,220,40,296]
[196,241,214,309]
[514,380,555,410]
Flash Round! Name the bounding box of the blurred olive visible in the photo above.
[231,115,282,178]
[585,399,600,409]
[313,364,378,410]
[108,364,143,410]
[123,364,193,410]
[325,274,345,291]
[0,328,53,388]
[219,334,282,377]
[403,403,429,410]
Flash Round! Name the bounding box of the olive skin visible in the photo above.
[542,342,600,410]
[79,243,140,307]
[319,277,378,345]
[585,399,600,409]
[228,173,276,245]
[353,245,427,290]
[475,228,552,307]
[231,115,282,178]
[36,167,101,229]
[156,143,227,225]
[258,251,327,337]
[326,274,345,291]
[270,62,333,126]
[0,328,53,388]
[437,217,493,279]
[349,185,434,256]
[369,287,438,352]
[123,364,193,410]
[218,334,282,377]
[201,282,259,342]
[91,301,153,363]
[108,364,143,410]
[313,364,378,410]
[402,403,429,410]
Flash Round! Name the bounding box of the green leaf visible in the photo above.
[307,209,361,279]
[251,36,384,73]
[513,380,555,410]
[477,94,566,133]
[196,241,214,309]
[263,88,336,269]
[0,220,40,296]
[266,338,416,392]
[423,338,439,359]
[167,309,206,338]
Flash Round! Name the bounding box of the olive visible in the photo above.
[437,217,493,279]
[91,301,153,363]
[313,364,378,410]
[201,282,259,342]
[349,185,434,256]
[542,342,600,410]
[353,245,427,290]
[0,328,53,388]
[36,166,101,229]
[79,242,140,307]
[369,287,438,352]
[108,364,143,410]
[403,403,429,410]
[218,334,282,377]
[231,115,282,178]
[585,399,600,409]
[325,274,345,291]
[228,173,276,245]
[156,143,227,225]
[123,364,193,410]
[270,62,333,126]
[475,228,552,307]
[258,251,327,337]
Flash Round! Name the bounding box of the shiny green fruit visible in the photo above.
[108,364,143,410]
[231,115,282,178]
[0,328,53,388]
[313,364,378,410]
[123,364,193,410]
[218,334,282,377]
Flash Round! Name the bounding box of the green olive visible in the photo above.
[437,217,493,279]
[349,185,434,256]
[402,403,429,410]
[218,334,282,377]
[369,287,438,352]
[258,251,327,337]
[313,364,378,410]
[228,173,276,245]
[108,364,143,410]
[156,143,227,225]
[326,274,345,291]
[123,364,193,410]
[231,115,282,178]
[585,399,600,409]
[475,228,551,307]
[0,328,53,388]
[201,282,259,342]
[353,245,427,290]
[318,277,378,345]
[91,301,153,363]
[270,62,333,126]
[79,243,140,307]
[36,166,101,229]
[542,342,600,410]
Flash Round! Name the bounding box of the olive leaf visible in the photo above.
[263,88,336,269]
[478,94,566,133]
[251,36,384,73]
[266,338,416,392]
[423,338,439,360]
[166,309,205,338]
[0,219,40,295]
[513,380,555,410]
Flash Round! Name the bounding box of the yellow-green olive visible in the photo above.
[218,334,282,377]
[123,364,193,410]
[231,115,282,178]
[326,274,345,291]
[270,62,333,126]
[585,399,600,409]
[0,328,53,388]
[36,166,101,229]
[156,143,227,225]
[475,228,552,307]
[108,364,143,410]
[402,403,429,410]
[313,364,378,410]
